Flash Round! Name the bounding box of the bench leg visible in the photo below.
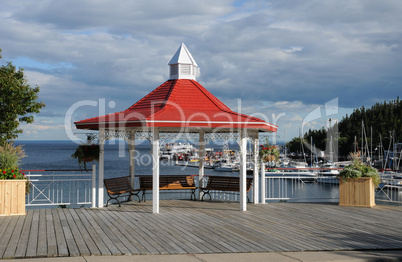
[201,190,211,201]
[106,193,121,207]
[191,189,196,201]
[141,190,147,202]
[130,191,141,202]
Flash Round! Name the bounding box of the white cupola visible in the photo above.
[168,43,198,80]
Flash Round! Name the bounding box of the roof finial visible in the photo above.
[168,43,199,80]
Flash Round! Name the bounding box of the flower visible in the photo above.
[13,174,16,178]
[259,140,280,163]
[2,171,5,174]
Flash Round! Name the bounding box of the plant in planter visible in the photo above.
[71,134,99,170]
[0,142,30,216]
[259,141,280,165]
[339,152,380,187]
[338,152,380,207]
[0,142,30,193]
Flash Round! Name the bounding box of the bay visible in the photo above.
[15,140,236,178]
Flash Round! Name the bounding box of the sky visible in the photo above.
[1,0,401,143]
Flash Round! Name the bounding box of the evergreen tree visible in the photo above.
[287,97,402,159]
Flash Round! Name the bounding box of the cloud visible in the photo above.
[284,46,303,53]
[0,0,401,141]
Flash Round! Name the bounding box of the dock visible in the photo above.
[1,200,402,259]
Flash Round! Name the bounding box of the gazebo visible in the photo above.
[75,43,277,213]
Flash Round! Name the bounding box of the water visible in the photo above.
[14,141,402,206]
[15,140,236,178]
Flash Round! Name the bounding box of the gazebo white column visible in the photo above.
[198,131,205,200]
[152,128,160,213]
[260,161,266,204]
[128,131,136,188]
[253,136,259,204]
[98,128,105,208]
[239,129,247,211]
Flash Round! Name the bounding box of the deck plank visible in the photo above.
[2,215,26,259]
[25,209,39,258]
[36,209,48,257]
[57,208,80,256]
[1,201,402,259]
[92,210,130,255]
[74,209,112,256]
[80,209,121,255]
[69,209,101,256]
[96,209,151,254]
[97,210,141,254]
[84,210,130,255]
[0,217,17,258]
[114,208,167,254]
[45,209,58,257]
[62,209,90,256]
[14,211,34,258]
[51,209,69,257]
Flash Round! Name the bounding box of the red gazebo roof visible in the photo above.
[75,79,277,132]
[75,43,277,133]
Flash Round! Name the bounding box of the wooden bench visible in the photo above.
[199,176,253,202]
[103,176,141,207]
[137,175,197,201]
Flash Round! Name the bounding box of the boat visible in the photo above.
[266,168,318,182]
[288,161,308,169]
[159,142,195,160]
[379,171,402,189]
[316,162,341,184]
[214,160,238,172]
[319,163,340,176]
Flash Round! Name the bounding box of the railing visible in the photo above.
[262,174,340,203]
[24,166,96,208]
[260,168,402,205]
[376,178,402,204]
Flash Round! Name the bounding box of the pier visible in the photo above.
[1,200,402,259]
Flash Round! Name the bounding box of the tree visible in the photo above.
[0,49,45,143]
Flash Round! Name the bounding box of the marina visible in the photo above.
[1,200,402,259]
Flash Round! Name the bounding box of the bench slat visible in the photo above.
[200,176,253,201]
[137,175,197,201]
[103,176,141,207]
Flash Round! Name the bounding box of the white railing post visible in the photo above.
[260,161,266,204]
[152,128,160,214]
[198,131,205,200]
[98,128,105,208]
[240,129,247,211]
[92,164,96,208]
[129,131,136,188]
[253,137,259,204]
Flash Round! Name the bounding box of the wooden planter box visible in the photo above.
[339,177,375,207]
[0,180,26,216]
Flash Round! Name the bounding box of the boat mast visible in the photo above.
[370,126,373,165]
[361,120,364,163]
[310,136,313,166]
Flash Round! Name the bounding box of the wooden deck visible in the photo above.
[1,200,402,259]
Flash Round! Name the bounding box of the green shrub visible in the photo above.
[339,153,380,188]
[0,142,26,169]
[0,142,30,193]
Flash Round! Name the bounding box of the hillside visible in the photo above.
[287,97,402,159]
